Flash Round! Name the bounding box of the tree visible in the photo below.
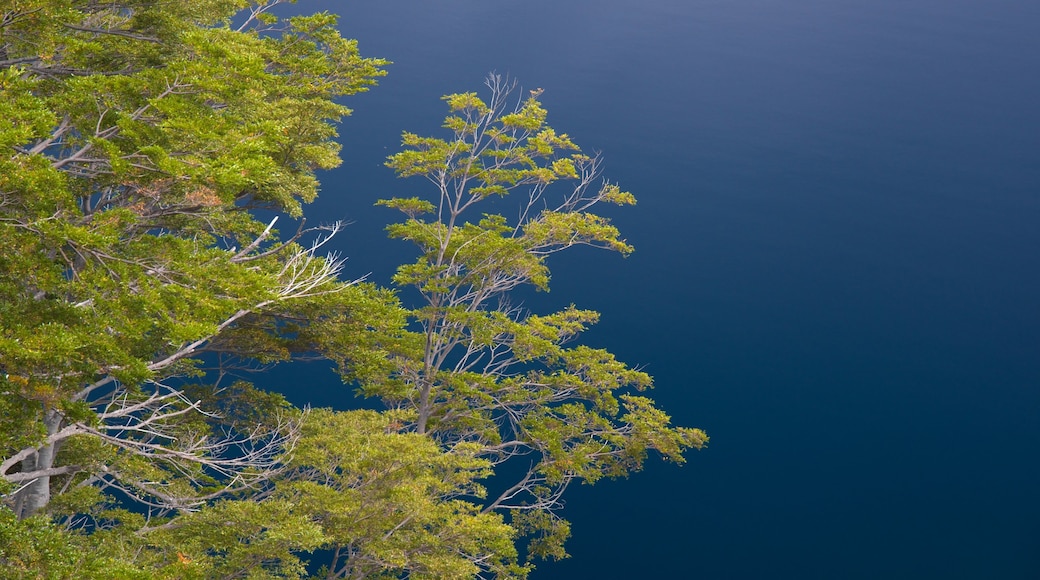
[2,1,708,576]
[0,0,388,519]
[361,74,708,561]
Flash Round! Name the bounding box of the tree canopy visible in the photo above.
[0,1,706,578]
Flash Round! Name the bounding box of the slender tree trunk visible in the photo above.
[16,409,62,519]
[416,299,443,436]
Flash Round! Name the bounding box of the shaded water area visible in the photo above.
[272,1,1040,577]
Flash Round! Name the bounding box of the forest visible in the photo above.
[0,1,705,577]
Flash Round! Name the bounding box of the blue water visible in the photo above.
[285,1,1040,577]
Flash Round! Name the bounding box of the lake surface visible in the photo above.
[285,1,1040,577]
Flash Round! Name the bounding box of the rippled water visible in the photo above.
[283,1,1040,577]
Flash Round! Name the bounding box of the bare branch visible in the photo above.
[0,424,85,476]
[63,23,161,43]
[4,465,84,483]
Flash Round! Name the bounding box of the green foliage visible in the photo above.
[0,0,391,555]
[279,409,528,579]
[0,0,389,403]
[0,507,148,579]
[368,74,708,565]
[145,499,325,579]
[0,409,531,579]
[510,510,571,562]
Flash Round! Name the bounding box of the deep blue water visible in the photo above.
[277,1,1040,577]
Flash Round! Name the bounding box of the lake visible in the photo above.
[281,1,1040,577]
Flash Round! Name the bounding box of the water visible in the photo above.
[285,1,1040,577]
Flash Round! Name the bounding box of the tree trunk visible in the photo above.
[16,409,62,519]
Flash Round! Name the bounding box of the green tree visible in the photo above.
[363,74,709,561]
[0,0,388,519]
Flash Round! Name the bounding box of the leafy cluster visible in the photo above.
[1,2,706,578]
